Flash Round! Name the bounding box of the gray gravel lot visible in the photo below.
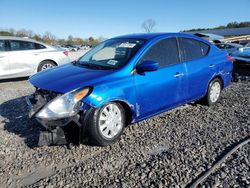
[0,79,249,187]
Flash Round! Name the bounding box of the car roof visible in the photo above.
[0,36,49,46]
[113,32,203,40]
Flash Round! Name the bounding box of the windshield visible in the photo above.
[75,38,146,70]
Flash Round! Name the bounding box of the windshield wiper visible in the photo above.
[81,64,98,69]
[77,62,114,70]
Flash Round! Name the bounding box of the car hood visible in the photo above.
[29,63,113,93]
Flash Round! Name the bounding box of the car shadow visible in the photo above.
[0,76,29,83]
[0,96,42,148]
[0,96,82,148]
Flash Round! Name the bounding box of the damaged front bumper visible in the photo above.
[26,89,91,146]
[25,90,89,130]
[232,59,250,81]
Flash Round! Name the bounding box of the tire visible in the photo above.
[38,60,56,72]
[205,78,222,106]
[84,102,126,146]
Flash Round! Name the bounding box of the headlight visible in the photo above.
[36,87,91,119]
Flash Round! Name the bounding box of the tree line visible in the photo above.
[0,28,105,46]
[183,21,250,32]
[1,21,249,44]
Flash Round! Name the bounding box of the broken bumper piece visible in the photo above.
[38,127,68,146]
[25,94,83,130]
[26,93,87,146]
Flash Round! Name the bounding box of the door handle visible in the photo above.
[33,54,40,56]
[174,72,184,78]
[209,64,215,68]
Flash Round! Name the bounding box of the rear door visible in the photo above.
[0,40,10,79]
[134,37,187,119]
[178,37,212,101]
[8,40,41,77]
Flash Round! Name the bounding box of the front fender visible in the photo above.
[81,78,137,118]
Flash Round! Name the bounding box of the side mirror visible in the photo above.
[136,60,159,74]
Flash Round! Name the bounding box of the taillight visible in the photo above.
[227,55,234,62]
[63,51,68,56]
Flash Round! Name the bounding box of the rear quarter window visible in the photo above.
[35,43,46,49]
[181,38,210,61]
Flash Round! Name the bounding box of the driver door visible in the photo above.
[134,37,187,119]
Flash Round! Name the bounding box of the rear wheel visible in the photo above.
[38,60,56,72]
[205,78,222,106]
[85,102,126,146]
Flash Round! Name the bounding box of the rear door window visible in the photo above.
[10,40,36,51]
[0,40,6,51]
[180,38,210,61]
[140,38,180,67]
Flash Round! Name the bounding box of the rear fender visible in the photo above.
[205,72,229,95]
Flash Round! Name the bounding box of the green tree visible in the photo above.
[32,34,43,42]
[227,22,239,28]
[0,31,13,36]
[67,35,74,45]
[142,19,156,33]
[239,21,250,27]
[43,32,56,44]
[16,29,28,37]
[183,21,250,32]
[73,37,84,45]
[88,37,99,46]
[57,39,66,45]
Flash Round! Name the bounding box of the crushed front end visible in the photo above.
[233,59,250,81]
[26,87,91,146]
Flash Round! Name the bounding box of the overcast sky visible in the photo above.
[1,0,250,39]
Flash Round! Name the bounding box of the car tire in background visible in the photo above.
[205,78,222,106]
[84,102,126,146]
[38,60,57,72]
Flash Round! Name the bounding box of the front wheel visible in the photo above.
[85,102,126,146]
[205,78,222,106]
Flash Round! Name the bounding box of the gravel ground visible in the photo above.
[0,80,249,187]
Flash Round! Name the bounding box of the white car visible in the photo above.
[0,36,71,79]
[54,45,71,52]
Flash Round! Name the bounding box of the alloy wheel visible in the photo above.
[41,63,55,70]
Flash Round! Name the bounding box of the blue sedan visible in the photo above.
[27,33,233,146]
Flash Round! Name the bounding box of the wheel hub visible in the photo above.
[98,104,122,139]
[210,82,221,103]
[41,63,55,70]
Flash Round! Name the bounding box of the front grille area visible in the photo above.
[35,88,61,102]
[28,89,61,118]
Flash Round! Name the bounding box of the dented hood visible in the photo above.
[29,63,113,93]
